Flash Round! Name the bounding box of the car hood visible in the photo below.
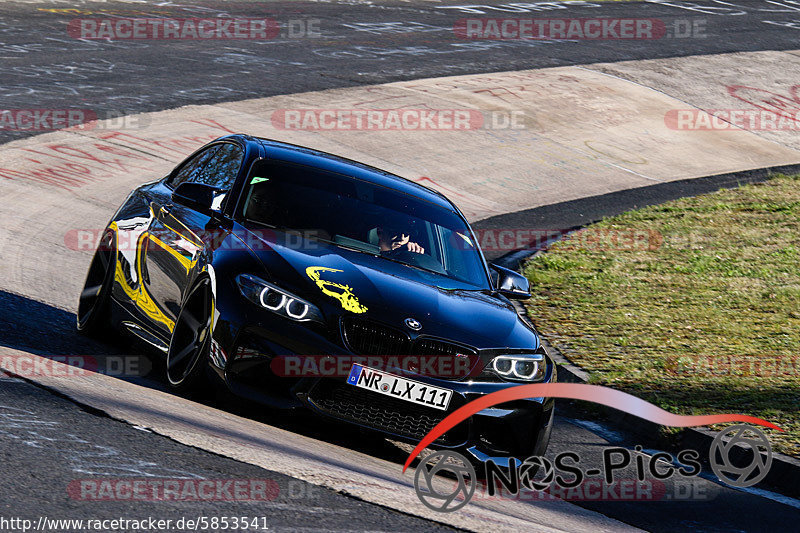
[244,232,539,350]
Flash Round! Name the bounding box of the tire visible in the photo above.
[77,229,116,337]
[531,407,554,457]
[166,277,213,394]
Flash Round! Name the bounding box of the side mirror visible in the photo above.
[172,182,219,214]
[490,263,531,300]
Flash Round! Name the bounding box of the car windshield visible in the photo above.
[239,159,489,288]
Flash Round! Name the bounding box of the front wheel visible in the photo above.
[166,277,213,394]
[77,229,115,337]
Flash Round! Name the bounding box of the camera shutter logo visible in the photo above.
[519,456,555,491]
[413,451,475,512]
[710,424,772,488]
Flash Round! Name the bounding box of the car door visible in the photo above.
[143,142,245,338]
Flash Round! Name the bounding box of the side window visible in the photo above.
[167,143,244,190]
[168,146,219,189]
[188,143,244,190]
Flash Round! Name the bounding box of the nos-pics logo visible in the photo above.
[413,424,773,512]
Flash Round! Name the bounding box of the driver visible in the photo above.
[376,225,424,255]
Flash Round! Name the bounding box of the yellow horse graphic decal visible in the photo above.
[306,266,368,314]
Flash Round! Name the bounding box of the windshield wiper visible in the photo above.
[314,237,376,255]
[244,218,278,229]
[376,254,444,277]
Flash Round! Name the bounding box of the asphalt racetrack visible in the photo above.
[1,1,800,532]
[2,0,800,145]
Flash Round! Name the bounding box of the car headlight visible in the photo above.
[237,274,324,323]
[488,351,546,382]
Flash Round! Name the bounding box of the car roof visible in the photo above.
[251,137,456,211]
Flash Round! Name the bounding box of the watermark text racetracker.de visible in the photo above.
[469,227,663,252]
[69,478,279,502]
[665,109,800,130]
[666,354,800,377]
[265,353,479,379]
[270,108,525,131]
[0,109,149,132]
[0,354,152,379]
[68,17,321,40]
[454,17,707,40]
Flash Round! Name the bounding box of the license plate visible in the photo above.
[346,364,453,411]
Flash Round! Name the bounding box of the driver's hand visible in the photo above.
[405,241,425,254]
[390,234,424,254]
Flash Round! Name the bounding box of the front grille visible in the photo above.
[414,338,474,357]
[342,318,476,356]
[341,318,409,356]
[341,318,479,380]
[308,380,467,446]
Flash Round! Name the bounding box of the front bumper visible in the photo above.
[207,265,556,461]
[215,315,556,461]
[300,376,555,460]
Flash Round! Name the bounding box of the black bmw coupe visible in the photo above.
[77,134,555,463]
